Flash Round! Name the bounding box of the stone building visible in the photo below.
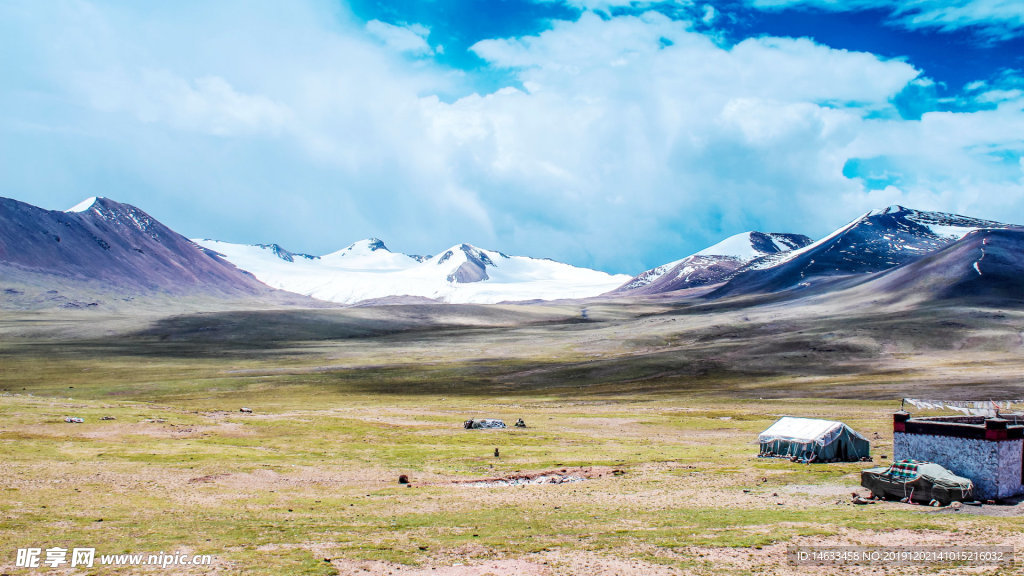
[893,411,1024,501]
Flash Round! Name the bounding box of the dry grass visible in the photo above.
[1,297,1023,574]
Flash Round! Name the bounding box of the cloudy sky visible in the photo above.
[2,0,1023,274]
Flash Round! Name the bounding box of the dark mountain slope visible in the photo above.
[851,227,1024,304]
[709,206,1013,298]
[0,196,282,306]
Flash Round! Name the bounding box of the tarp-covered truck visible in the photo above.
[861,460,974,505]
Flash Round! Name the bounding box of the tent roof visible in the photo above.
[758,416,865,446]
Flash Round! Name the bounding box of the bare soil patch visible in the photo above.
[449,466,613,488]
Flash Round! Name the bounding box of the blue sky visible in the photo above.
[2,0,1023,274]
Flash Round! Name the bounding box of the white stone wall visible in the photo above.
[995,440,1023,499]
[893,433,1023,500]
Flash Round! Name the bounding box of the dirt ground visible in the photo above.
[4,298,1024,574]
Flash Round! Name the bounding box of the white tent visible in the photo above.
[758,417,870,462]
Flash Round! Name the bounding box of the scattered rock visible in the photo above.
[514,418,526,428]
[239,407,253,413]
[464,418,505,429]
[100,416,116,421]
[398,475,409,484]
[64,417,83,423]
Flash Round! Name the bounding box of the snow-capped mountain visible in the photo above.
[7,195,1019,310]
[0,196,284,307]
[844,226,1024,304]
[195,238,631,305]
[614,231,812,295]
[693,231,811,260]
[709,205,1014,298]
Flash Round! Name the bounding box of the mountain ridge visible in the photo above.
[707,205,1014,299]
[4,195,1021,309]
[614,231,814,295]
[194,237,631,305]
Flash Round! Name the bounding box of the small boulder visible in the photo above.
[239,407,253,413]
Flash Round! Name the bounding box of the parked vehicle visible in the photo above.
[861,459,974,505]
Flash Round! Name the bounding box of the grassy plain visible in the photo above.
[1,298,1023,574]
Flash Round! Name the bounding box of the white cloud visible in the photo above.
[894,0,1024,38]
[457,11,922,255]
[539,0,694,12]
[455,9,1023,261]
[1,0,1023,272]
[366,20,433,55]
[702,4,717,24]
[746,0,1024,39]
[85,70,293,136]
